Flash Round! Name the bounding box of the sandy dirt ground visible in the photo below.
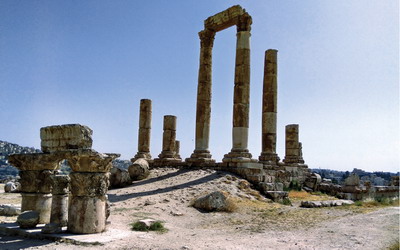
[0,168,399,250]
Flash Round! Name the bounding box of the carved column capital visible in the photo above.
[237,13,252,32]
[64,149,119,172]
[199,29,216,48]
[51,175,70,195]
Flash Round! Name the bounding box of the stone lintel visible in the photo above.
[204,5,245,32]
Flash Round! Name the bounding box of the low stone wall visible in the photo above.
[317,182,399,201]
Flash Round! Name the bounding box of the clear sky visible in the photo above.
[0,0,398,172]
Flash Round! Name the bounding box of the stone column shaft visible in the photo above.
[283,124,304,164]
[259,49,279,163]
[223,15,253,162]
[187,29,216,163]
[135,99,152,160]
[50,175,70,227]
[175,140,181,160]
[159,115,177,159]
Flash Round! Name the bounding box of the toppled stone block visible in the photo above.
[129,158,150,181]
[301,200,354,208]
[0,204,21,216]
[4,181,20,193]
[17,210,40,229]
[40,124,93,153]
[109,167,131,188]
[193,191,233,212]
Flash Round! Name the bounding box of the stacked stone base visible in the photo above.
[222,149,253,163]
[258,153,280,164]
[152,158,182,167]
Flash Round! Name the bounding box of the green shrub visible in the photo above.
[131,220,167,233]
[387,240,399,250]
[354,201,363,206]
[375,197,390,205]
[284,181,302,192]
[281,198,292,206]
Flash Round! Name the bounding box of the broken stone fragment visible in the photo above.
[41,223,63,234]
[0,204,21,216]
[17,210,40,229]
[193,191,231,212]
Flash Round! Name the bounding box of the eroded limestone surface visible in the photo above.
[40,124,93,153]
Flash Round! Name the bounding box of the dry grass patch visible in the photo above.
[289,191,336,202]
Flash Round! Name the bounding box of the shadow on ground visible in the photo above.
[0,235,53,249]
[108,170,224,203]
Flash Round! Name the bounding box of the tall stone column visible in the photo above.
[259,49,279,164]
[283,124,304,164]
[154,115,181,166]
[223,14,253,163]
[186,29,216,164]
[65,149,119,234]
[134,99,152,161]
[8,153,60,224]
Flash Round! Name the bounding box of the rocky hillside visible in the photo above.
[0,140,41,181]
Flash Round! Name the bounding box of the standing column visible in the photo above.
[154,115,181,166]
[186,29,216,164]
[8,153,60,224]
[66,149,119,234]
[49,175,70,226]
[259,49,279,164]
[283,124,304,164]
[175,140,181,160]
[134,99,152,161]
[223,14,253,162]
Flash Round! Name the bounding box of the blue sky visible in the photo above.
[0,0,398,172]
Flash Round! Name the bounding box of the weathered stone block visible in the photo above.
[109,167,131,188]
[67,195,107,234]
[129,158,150,181]
[40,124,93,153]
[17,211,40,229]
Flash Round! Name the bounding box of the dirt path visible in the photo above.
[0,168,399,249]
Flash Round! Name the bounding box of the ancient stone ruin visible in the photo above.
[126,5,312,202]
[7,5,398,237]
[9,124,119,234]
